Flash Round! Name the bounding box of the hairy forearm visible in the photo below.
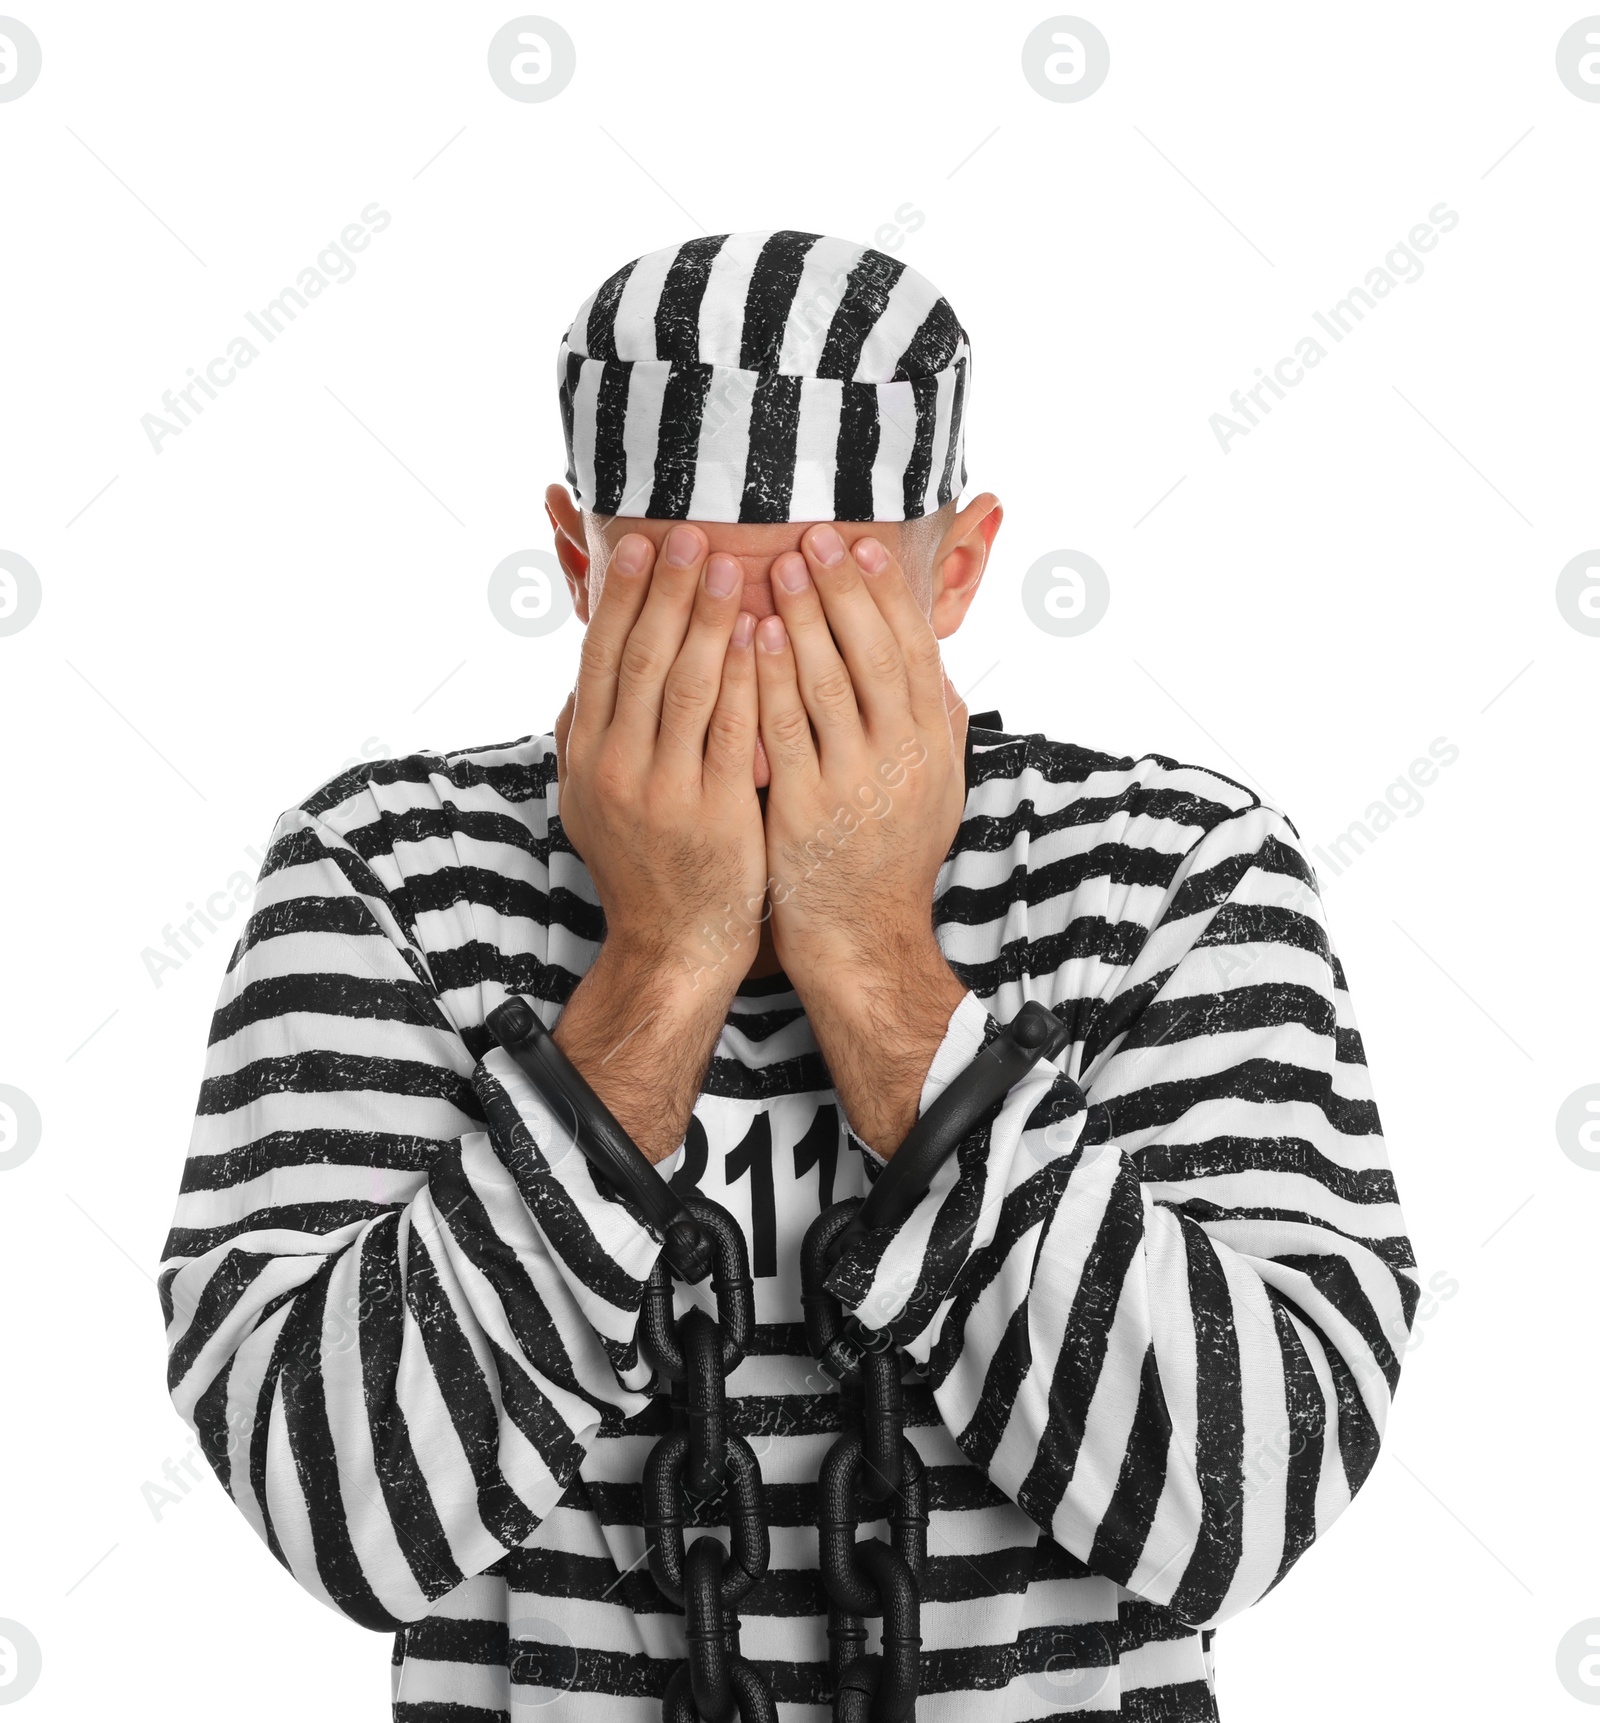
[552,941,735,1164]
[794,934,969,1158]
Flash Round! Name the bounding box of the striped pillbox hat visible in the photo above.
[557,230,971,524]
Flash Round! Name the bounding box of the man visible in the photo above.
[159,231,1417,1720]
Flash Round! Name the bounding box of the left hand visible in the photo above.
[753,523,969,986]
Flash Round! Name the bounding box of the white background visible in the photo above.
[2,2,1597,1717]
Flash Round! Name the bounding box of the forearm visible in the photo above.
[794,932,968,1157]
[553,938,735,1163]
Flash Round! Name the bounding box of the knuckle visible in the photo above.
[618,634,663,686]
[704,704,746,754]
[864,636,906,681]
[905,629,942,673]
[811,667,856,710]
[662,666,715,717]
[577,631,610,679]
[768,704,813,748]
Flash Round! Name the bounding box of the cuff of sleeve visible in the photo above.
[471,1042,666,1391]
[919,989,992,1109]
[823,994,1085,1356]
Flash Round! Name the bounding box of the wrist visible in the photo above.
[603,910,757,1002]
[790,927,965,1053]
[783,922,954,1000]
[551,943,730,1167]
[796,940,968,1160]
[585,933,738,1026]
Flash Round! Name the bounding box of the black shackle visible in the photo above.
[822,999,1071,1273]
[487,995,714,1283]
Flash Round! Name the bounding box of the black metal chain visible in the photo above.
[800,1199,927,1723]
[638,1192,778,1723]
[487,994,1071,1723]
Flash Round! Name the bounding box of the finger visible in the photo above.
[794,524,910,740]
[553,688,576,788]
[654,551,748,783]
[942,667,965,721]
[767,544,864,766]
[942,666,969,760]
[701,609,759,812]
[570,532,655,744]
[854,530,949,739]
[610,524,711,756]
[752,613,820,789]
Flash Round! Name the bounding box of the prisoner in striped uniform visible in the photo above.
[158,231,1417,1720]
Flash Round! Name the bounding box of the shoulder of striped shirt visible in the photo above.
[279,723,1309,881]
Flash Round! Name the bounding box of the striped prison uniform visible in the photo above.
[158,713,1418,1719]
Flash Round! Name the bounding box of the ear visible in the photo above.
[545,483,592,623]
[930,491,1002,642]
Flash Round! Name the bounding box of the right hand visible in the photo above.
[554,524,767,995]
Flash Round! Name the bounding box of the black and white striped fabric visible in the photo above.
[159,714,1417,1720]
[557,230,971,524]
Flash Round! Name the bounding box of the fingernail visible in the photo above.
[706,555,739,597]
[810,525,844,566]
[855,536,887,573]
[776,554,811,594]
[758,615,788,653]
[614,536,649,575]
[664,526,700,568]
[731,611,754,648]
